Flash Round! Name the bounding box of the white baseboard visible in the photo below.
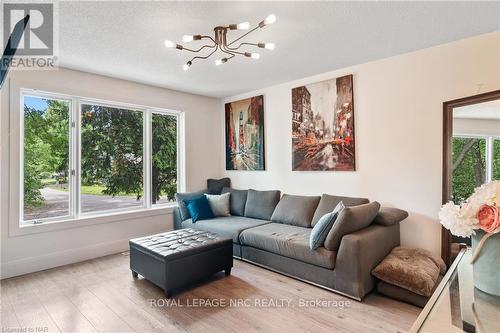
[0,238,130,279]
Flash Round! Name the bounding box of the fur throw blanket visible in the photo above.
[372,246,447,297]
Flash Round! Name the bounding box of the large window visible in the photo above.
[21,91,181,226]
[452,135,499,205]
[23,96,71,222]
[81,103,144,213]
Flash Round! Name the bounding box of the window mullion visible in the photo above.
[71,97,80,218]
[485,136,493,182]
[144,109,152,208]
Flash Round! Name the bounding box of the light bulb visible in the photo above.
[264,43,275,50]
[164,40,175,48]
[237,22,250,30]
[215,58,228,66]
[182,35,194,43]
[264,14,276,25]
[183,61,192,71]
[250,53,260,59]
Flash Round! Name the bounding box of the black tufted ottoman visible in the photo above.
[129,228,233,298]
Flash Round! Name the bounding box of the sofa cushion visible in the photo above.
[207,177,231,195]
[374,207,409,226]
[205,193,231,217]
[324,201,381,251]
[310,202,345,250]
[244,189,281,220]
[175,191,206,220]
[239,223,337,269]
[311,194,369,227]
[270,194,321,227]
[221,187,248,216]
[183,195,214,223]
[181,216,270,243]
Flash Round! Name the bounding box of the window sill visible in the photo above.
[9,204,176,237]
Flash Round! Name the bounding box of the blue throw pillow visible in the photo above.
[309,201,345,250]
[183,195,215,223]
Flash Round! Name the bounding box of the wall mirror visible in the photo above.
[442,90,500,266]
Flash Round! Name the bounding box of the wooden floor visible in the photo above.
[1,253,420,333]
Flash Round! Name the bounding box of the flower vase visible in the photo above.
[471,230,500,296]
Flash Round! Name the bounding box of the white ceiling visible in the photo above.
[454,100,500,120]
[57,1,500,98]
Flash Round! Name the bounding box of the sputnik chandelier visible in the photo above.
[164,14,277,71]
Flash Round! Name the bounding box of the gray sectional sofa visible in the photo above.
[173,188,407,300]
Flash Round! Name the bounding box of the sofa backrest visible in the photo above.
[270,194,321,228]
[221,187,248,216]
[244,189,281,220]
[311,194,369,227]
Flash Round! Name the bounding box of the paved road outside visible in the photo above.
[23,187,143,223]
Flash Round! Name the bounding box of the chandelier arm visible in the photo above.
[200,35,216,44]
[189,45,219,62]
[181,43,216,53]
[227,25,260,47]
[220,46,237,57]
[222,45,246,57]
[226,42,258,51]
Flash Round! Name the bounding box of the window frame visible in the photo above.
[15,88,184,233]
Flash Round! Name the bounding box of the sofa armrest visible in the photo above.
[173,206,183,230]
[334,223,400,299]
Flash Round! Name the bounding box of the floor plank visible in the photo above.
[1,253,420,333]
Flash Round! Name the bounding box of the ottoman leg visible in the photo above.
[132,270,138,278]
[225,268,231,276]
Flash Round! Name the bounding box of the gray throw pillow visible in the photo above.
[271,194,321,227]
[207,178,231,195]
[311,194,369,226]
[374,207,409,226]
[324,201,381,251]
[175,191,205,220]
[205,193,231,217]
[244,189,281,220]
[310,202,345,250]
[221,187,248,216]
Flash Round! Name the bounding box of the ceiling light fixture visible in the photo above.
[164,14,276,71]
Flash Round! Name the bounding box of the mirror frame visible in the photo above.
[442,89,500,267]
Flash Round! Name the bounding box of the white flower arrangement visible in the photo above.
[439,181,500,264]
[439,181,500,237]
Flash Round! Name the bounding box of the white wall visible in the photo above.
[0,68,223,278]
[222,32,500,256]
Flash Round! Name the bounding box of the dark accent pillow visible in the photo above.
[175,191,205,220]
[310,202,345,250]
[311,194,369,226]
[183,196,214,223]
[376,276,443,308]
[221,187,248,216]
[324,201,381,251]
[207,178,231,195]
[271,194,321,227]
[374,207,409,226]
[244,189,281,220]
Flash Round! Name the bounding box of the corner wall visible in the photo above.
[222,32,500,256]
[0,68,223,278]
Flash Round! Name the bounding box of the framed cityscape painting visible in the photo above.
[292,74,355,171]
[225,95,265,170]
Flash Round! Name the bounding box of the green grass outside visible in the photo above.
[48,183,137,197]
[41,178,57,186]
